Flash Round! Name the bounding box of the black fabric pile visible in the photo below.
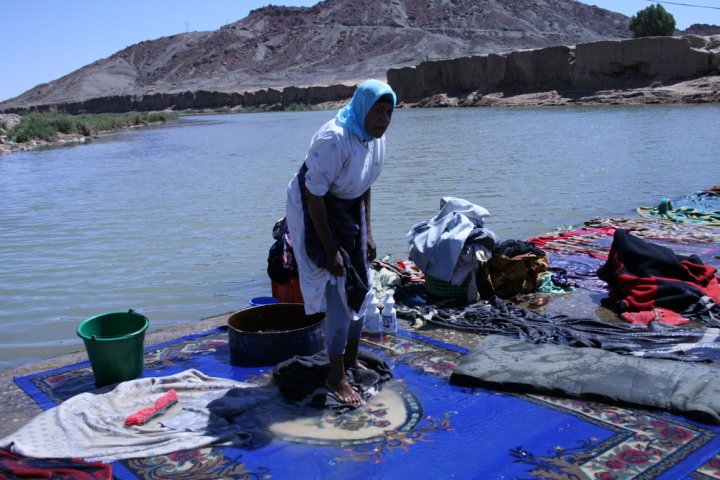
[425,295,720,362]
[273,350,393,410]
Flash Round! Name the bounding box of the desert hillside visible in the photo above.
[1,0,633,109]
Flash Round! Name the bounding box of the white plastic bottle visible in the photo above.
[381,292,397,333]
[363,295,383,337]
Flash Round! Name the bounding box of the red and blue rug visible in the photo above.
[13,327,720,479]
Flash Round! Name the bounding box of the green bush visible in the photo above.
[50,114,76,134]
[286,103,311,111]
[629,4,676,38]
[10,114,58,142]
[7,111,178,143]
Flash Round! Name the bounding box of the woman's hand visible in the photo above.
[325,250,346,277]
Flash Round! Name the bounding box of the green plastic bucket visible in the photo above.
[76,309,149,387]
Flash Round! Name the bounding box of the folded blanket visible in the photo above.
[450,335,720,424]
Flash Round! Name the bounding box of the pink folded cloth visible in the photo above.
[124,389,178,427]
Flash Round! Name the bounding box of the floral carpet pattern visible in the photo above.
[14,328,720,479]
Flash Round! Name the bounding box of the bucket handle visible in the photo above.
[89,309,145,340]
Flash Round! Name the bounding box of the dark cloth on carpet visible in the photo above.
[491,239,546,259]
[273,349,393,410]
[450,335,720,424]
[0,448,113,480]
[425,295,720,362]
[298,163,370,311]
[596,228,720,325]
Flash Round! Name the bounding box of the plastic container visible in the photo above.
[249,296,279,306]
[76,309,149,387]
[363,295,383,337]
[381,293,398,333]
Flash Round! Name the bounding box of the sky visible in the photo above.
[2,0,719,102]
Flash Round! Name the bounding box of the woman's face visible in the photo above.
[364,102,394,139]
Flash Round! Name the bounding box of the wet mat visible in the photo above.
[13,327,720,479]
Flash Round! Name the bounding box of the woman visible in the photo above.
[285,79,396,405]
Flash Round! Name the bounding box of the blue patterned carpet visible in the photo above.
[14,327,720,480]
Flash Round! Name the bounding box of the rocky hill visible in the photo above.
[1,0,633,110]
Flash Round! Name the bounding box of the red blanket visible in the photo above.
[597,229,720,325]
[0,449,111,480]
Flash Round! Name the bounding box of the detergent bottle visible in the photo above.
[381,292,397,333]
[363,295,383,337]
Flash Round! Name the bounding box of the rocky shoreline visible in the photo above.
[410,75,720,107]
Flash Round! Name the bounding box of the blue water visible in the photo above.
[1,105,719,370]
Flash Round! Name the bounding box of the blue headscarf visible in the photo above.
[335,79,397,143]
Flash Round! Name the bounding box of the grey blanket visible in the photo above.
[450,335,720,423]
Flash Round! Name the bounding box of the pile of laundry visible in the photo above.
[597,228,720,327]
[406,197,572,305]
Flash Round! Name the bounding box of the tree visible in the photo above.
[629,4,676,38]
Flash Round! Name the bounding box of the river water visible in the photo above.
[1,105,719,370]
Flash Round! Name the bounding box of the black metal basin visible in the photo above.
[228,303,325,365]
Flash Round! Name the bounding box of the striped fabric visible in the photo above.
[298,164,370,312]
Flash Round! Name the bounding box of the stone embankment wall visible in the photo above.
[387,35,720,102]
[1,84,356,115]
[3,36,719,114]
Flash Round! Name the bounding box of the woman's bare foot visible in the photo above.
[328,353,365,405]
[325,377,365,405]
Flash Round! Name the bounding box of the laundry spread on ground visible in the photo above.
[422,295,720,362]
[451,335,720,423]
[1,370,259,462]
[5,189,720,478]
[638,196,720,226]
[7,328,720,479]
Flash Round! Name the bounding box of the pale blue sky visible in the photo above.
[2,0,718,102]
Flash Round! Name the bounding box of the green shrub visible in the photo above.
[629,4,676,38]
[8,111,178,143]
[10,114,58,142]
[650,80,664,88]
[77,122,93,136]
[285,103,311,111]
[50,114,76,134]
